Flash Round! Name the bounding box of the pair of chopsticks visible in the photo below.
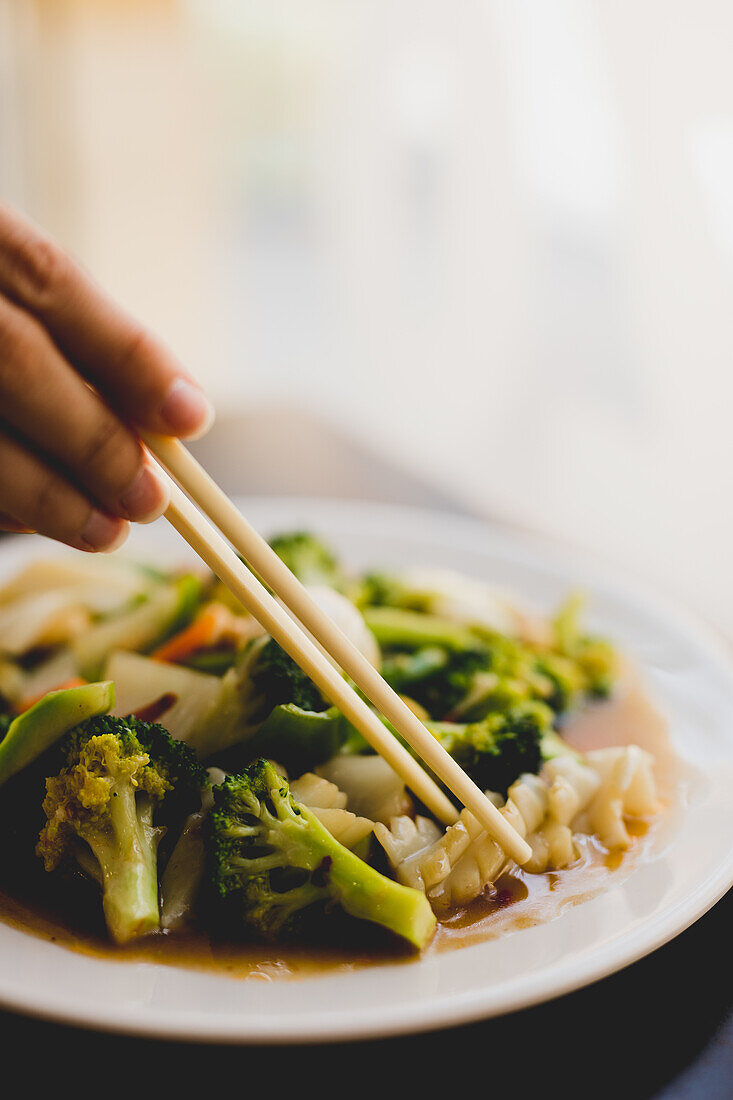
[141,432,532,866]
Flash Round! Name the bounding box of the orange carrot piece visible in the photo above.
[151,602,232,663]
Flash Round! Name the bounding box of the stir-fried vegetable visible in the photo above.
[36,713,206,943]
[0,531,649,959]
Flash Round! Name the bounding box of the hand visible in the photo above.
[0,203,214,552]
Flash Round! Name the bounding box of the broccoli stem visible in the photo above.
[362,607,479,652]
[276,799,436,949]
[242,703,349,775]
[210,762,437,949]
[325,840,437,950]
[87,787,160,943]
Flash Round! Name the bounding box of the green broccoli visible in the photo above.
[381,646,490,719]
[381,621,616,722]
[379,637,554,722]
[207,760,436,950]
[268,531,345,589]
[426,702,552,795]
[210,531,344,616]
[448,636,562,722]
[533,651,588,714]
[163,636,337,766]
[240,703,350,776]
[552,593,617,699]
[354,572,418,610]
[242,636,328,723]
[36,714,207,944]
[362,606,480,652]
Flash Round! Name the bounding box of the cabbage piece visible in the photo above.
[316,753,413,823]
[160,767,226,931]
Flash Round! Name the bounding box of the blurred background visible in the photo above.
[1,0,732,632]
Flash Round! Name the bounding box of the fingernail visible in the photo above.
[79,511,129,553]
[159,378,215,439]
[119,464,170,523]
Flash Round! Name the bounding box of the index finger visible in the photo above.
[0,203,215,439]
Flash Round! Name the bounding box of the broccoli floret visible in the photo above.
[363,582,618,719]
[427,702,552,795]
[552,594,617,698]
[244,637,327,723]
[207,760,436,949]
[449,636,559,722]
[268,531,345,589]
[36,714,206,943]
[534,652,587,714]
[381,647,490,719]
[380,625,616,723]
[380,638,551,722]
[239,704,349,776]
[182,636,336,764]
[380,647,449,692]
[354,572,418,610]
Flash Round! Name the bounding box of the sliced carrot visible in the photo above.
[18,677,87,712]
[151,602,233,663]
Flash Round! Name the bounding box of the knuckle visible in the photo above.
[79,415,139,492]
[6,230,70,306]
[33,469,62,525]
[115,326,159,382]
[29,470,84,544]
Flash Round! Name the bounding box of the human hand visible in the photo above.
[0,203,214,552]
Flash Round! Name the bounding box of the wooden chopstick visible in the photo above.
[144,433,532,866]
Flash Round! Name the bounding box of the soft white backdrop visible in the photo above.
[1,0,732,634]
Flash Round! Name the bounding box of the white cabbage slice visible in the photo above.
[0,585,137,656]
[315,753,413,823]
[160,767,227,932]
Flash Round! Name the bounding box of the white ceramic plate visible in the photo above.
[1,498,732,1043]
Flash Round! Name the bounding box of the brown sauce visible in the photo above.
[0,671,681,981]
